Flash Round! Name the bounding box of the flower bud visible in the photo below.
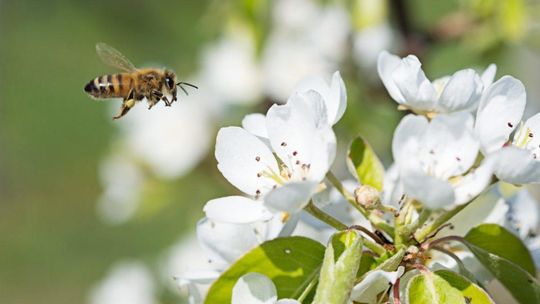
[354,185,381,210]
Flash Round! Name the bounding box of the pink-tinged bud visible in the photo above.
[354,185,381,210]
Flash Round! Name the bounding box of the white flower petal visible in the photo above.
[175,278,203,304]
[294,71,347,125]
[350,266,404,303]
[438,69,483,112]
[392,114,429,165]
[196,217,259,269]
[475,76,526,154]
[261,212,300,240]
[264,181,319,213]
[266,93,336,181]
[507,190,540,239]
[204,196,273,224]
[401,169,456,209]
[481,64,497,89]
[232,273,277,304]
[453,161,494,205]
[377,51,406,104]
[276,299,301,304]
[491,146,540,184]
[242,113,269,139]
[179,269,220,284]
[522,113,540,154]
[381,164,404,207]
[424,112,479,178]
[216,127,279,197]
[392,55,437,111]
[329,71,348,124]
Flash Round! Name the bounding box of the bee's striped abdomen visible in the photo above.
[84,73,133,99]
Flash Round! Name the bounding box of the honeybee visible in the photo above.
[84,42,197,119]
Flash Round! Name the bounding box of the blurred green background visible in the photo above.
[1,0,539,303]
[0,1,221,302]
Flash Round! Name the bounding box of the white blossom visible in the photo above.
[215,90,336,213]
[378,51,493,113]
[475,76,540,184]
[392,112,493,209]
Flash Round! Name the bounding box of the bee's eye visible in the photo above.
[166,77,174,89]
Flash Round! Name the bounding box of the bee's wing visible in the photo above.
[96,42,137,72]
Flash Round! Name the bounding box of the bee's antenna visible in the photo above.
[176,82,198,96]
[177,82,198,89]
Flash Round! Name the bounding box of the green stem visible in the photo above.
[414,208,432,229]
[362,236,387,256]
[304,201,347,230]
[413,204,468,243]
[394,198,414,245]
[326,172,395,238]
[303,201,387,256]
[297,269,319,303]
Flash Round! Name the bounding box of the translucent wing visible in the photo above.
[96,42,137,72]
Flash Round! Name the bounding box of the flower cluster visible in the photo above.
[379,51,540,209]
[176,51,540,303]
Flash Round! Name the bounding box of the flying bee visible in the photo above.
[84,42,197,119]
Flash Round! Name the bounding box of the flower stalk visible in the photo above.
[413,204,468,242]
[304,201,347,230]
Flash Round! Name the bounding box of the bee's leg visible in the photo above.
[162,96,171,106]
[149,90,164,109]
[113,99,136,120]
[148,96,161,110]
[172,91,178,103]
[113,90,136,120]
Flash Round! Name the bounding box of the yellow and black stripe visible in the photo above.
[84,73,132,99]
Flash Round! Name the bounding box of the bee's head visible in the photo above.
[164,70,177,92]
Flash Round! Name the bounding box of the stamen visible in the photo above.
[508,122,514,128]
[255,156,261,162]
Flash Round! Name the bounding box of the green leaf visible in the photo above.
[347,136,384,191]
[313,231,363,304]
[374,248,406,272]
[462,224,540,303]
[463,243,540,303]
[356,248,405,285]
[357,254,376,277]
[407,270,494,304]
[435,270,494,303]
[205,236,325,304]
[464,224,535,275]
